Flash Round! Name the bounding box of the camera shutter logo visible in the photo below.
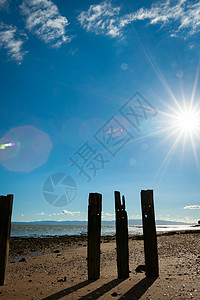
[42,173,77,207]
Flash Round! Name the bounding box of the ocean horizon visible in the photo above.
[10,223,200,238]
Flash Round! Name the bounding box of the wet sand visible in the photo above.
[0,231,200,299]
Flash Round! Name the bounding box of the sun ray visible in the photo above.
[128,26,184,113]
[134,36,183,112]
[189,133,200,173]
[180,133,187,161]
[190,61,200,110]
[153,131,183,182]
[179,77,187,111]
[156,126,180,148]
[125,123,176,146]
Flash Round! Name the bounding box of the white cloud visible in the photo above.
[78,0,200,38]
[104,212,113,216]
[0,0,8,10]
[62,210,80,216]
[129,215,141,219]
[0,23,28,64]
[77,1,121,37]
[157,215,197,223]
[102,211,114,217]
[39,212,45,215]
[120,0,200,37]
[21,213,24,217]
[102,211,114,220]
[184,205,200,209]
[20,0,71,47]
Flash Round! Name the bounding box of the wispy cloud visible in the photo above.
[158,215,197,223]
[20,0,71,47]
[184,205,200,209]
[102,211,114,220]
[0,23,28,64]
[120,0,200,37]
[78,0,200,38]
[0,0,8,10]
[102,211,114,217]
[62,210,80,216]
[77,1,121,37]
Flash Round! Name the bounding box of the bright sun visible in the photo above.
[152,102,200,178]
[140,62,200,178]
[174,109,200,134]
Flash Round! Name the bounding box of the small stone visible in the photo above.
[54,250,60,253]
[19,258,27,262]
[111,292,119,297]
[135,265,146,273]
[57,276,67,282]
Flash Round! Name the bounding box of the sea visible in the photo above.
[10,223,200,238]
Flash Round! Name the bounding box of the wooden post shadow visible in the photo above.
[0,194,13,285]
[88,193,102,280]
[141,190,159,277]
[115,191,129,279]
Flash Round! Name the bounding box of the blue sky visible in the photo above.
[0,0,200,223]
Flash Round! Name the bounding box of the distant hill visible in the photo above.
[12,219,195,226]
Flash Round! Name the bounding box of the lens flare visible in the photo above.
[0,142,15,150]
[0,126,52,172]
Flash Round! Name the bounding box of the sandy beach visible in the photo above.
[0,231,200,299]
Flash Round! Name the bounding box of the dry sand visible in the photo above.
[0,231,200,299]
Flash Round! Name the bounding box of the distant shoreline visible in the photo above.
[9,228,200,259]
[10,223,200,239]
[12,219,196,226]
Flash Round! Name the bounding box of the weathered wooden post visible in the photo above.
[88,193,102,280]
[141,190,159,277]
[115,191,129,279]
[0,194,13,285]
